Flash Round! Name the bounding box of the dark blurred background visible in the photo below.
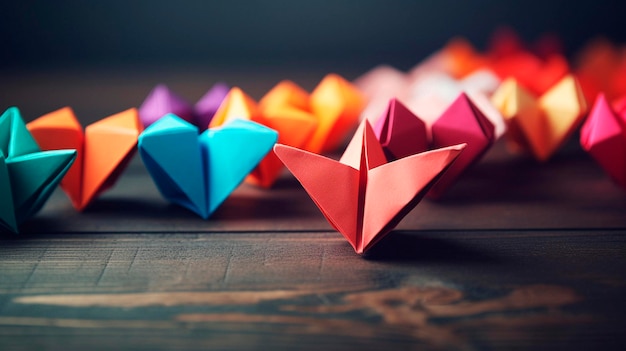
[1,0,625,121]
[2,0,625,70]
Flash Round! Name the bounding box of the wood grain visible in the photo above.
[1,231,624,350]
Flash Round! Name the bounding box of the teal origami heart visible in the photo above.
[0,107,77,233]
[138,114,278,218]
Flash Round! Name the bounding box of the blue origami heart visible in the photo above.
[138,114,278,218]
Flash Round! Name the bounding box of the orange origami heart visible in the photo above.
[491,75,587,161]
[306,74,366,153]
[259,76,366,154]
[27,107,142,210]
[258,80,311,113]
[209,86,318,188]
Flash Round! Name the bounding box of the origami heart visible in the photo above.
[374,95,495,198]
[580,94,626,189]
[139,83,230,129]
[306,74,366,153]
[489,52,569,95]
[138,114,278,218]
[575,39,626,103]
[27,107,142,210]
[1,107,76,233]
[491,75,587,161]
[275,119,465,254]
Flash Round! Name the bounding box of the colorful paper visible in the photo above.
[139,84,195,127]
[138,114,278,218]
[405,30,566,96]
[490,52,569,95]
[306,74,366,153]
[209,86,318,188]
[580,94,626,188]
[575,39,626,103]
[355,62,505,139]
[354,65,410,123]
[139,83,229,129]
[258,80,311,113]
[194,82,231,128]
[374,96,495,198]
[1,107,76,233]
[405,71,505,137]
[27,107,142,211]
[491,75,587,161]
[274,119,465,254]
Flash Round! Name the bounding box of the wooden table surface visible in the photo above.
[1,68,625,350]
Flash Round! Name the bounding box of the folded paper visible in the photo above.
[258,76,365,154]
[575,39,626,103]
[195,83,231,128]
[139,83,229,129]
[580,94,626,189]
[306,74,366,153]
[27,107,142,210]
[355,64,505,139]
[209,86,318,188]
[405,71,505,137]
[274,119,465,254]
[258,80,311,114]
[491,75,587,161]
[139,84,195,127]
[354,65,410,123]
[490,52,568,95]
[374,96,495,198]
[1,107,76,233]
[138,114,278,218]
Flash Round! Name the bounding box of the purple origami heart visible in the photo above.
[139,84,195,128]
[194,82,230,130]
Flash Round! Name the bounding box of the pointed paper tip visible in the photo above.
[209,87,257,128]
[139,84,194,127]
[27,106,81,131]
[1,106,20,119]
[450,143,467,152]
[99,107,143,132]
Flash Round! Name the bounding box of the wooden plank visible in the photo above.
[0,230,624,350]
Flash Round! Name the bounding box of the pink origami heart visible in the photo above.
[580,94,626,189]
[374,95,495,198]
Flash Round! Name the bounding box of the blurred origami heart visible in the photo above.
[27,107,142,211]
[1,107,76,233]
[306,74,366,153]
[138,114,278,218]
[275,119,464,254]
[575,39,626,103]
[211,74,365,155]
[580,94,626,189]
[138,83,230,129]
[491,75,587,161]
[489,52,569,95]
[374,95,495,198]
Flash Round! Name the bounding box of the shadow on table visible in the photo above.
[364,230,503,264]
